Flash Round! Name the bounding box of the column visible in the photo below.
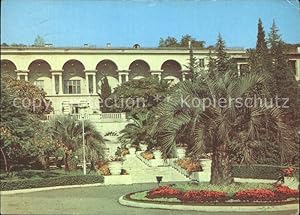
[85,73,90,94]
[118,71,129,84]
[296,59,300,81]
[92,73,96,94]
[118,73,122,84]
[51,70,63,95]
[51,73,56,94]
[237,63,241,77]
[58,74,63,94]
[84,70,97,94]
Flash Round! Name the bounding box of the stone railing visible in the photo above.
[100,112,126,120]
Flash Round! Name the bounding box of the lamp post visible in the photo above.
[78,104,89,175]
[82,114,86,175]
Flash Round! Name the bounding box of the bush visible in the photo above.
[0,175,104,191]
[175,159,202,174]
[233,165,299,180]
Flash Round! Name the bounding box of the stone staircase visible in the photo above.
[123,153,190,184]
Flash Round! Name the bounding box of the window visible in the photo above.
[199,59,205,68]
[64,80,81,94]
[34,80,44,90]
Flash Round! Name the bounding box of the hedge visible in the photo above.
[0,175,104,191]
[233,165,299,180]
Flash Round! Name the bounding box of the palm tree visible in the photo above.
[119,111,155,148]
[153,70,297,185]
[48,116,106,172]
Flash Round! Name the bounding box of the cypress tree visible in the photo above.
[215,34,230,74]
[249,18,274,96]
[268,20,299,126]
[100,76,111,112]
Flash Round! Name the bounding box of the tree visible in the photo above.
[207,34,233,79]
[249,19,272,75]
[0,79,50,173]
[248,18,274,97]
[153,70,297,185]
[100,76,112,112]
[48,116,106,172]
[180,34,205,48]
[159,37,179,47]
[158,35,205,48]
[215,34,231,74]
[4,77,53,118]
[267,20,299,127]
[33,35,45,47]
[119,111,156,148]
[108,77,171,113]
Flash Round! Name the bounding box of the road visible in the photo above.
[1,183,297,215]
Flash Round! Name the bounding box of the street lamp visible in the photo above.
[78,104,89,175]
[81,114,87,175]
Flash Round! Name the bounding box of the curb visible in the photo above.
[118,195,299,212]
[1,183,104,195]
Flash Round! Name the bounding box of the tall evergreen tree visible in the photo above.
[250,18,272,75]
[207,34,231,78]
[268,20,299,126]
[215,34,230,74]
[249,18,274,96]
[100,76,112,112]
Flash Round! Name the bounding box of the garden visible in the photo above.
[116,20,299,211]
[127,182,299,205]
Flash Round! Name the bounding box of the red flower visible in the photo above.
[282,167,296,177]
[147,186,182,199]
[235,189,276,202]
[274,185,299,200]
[178,190,227,202]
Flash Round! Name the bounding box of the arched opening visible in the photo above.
[62,60,85,94]
[28,59,52,93]
[1,60,17,79]
[129,60,150,80]
[96,60,118,94]
[161,60,182,80]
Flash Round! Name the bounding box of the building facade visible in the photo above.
[1,46,300,115]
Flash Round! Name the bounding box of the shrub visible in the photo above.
[232,165,299,180]
[141,151,154,160]
[175,159,202,174]
[97,162,111,176]
[0,175,104,191]
[178,190,227,202]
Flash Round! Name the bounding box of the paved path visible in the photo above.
[1,183,298,215]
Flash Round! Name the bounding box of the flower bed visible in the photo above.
[175,159,202,174]
[141,151,154,160]
[145,184,299,203]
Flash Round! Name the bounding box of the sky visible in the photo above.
[1,0,300,48]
